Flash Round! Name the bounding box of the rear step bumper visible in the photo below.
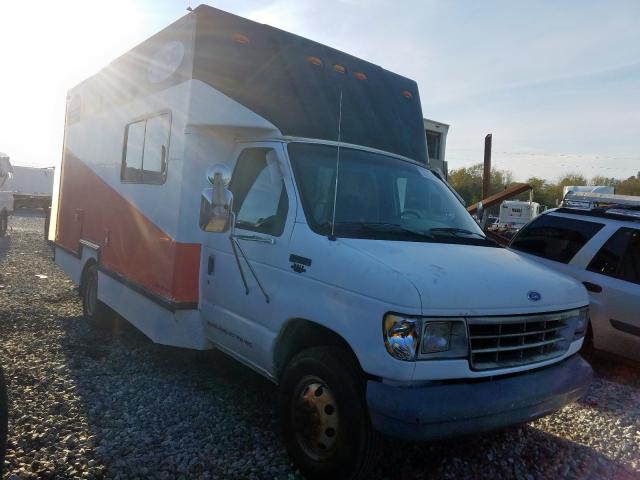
[366,354,592,441]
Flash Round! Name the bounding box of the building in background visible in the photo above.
[424,118,449,178]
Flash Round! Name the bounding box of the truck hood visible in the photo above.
[341,240,588,316]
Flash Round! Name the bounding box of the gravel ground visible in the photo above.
[1,213,639,480]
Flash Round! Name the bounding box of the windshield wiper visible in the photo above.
[429,227,486,239]
[333,221,435,240]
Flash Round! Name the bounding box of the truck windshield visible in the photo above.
[288,143,491,245]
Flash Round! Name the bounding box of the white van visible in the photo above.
[50,6,593,479]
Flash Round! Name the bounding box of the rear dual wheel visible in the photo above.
[279,346,382,480]
[81,262,115,329]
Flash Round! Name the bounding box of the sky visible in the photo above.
[0,0,638,181]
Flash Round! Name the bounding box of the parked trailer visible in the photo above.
[51,6,592,478]
[11,165,54,210]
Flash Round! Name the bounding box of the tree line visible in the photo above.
[448,163,640,208]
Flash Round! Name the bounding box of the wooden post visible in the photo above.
[482,134,492,200]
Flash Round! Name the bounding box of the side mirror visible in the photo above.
[199,164,233,232]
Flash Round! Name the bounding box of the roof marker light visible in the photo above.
[333,64,346,74]
[308,56,323,67]
[354,71,367,81]
[232,33,250,44]
[403,90,413,99]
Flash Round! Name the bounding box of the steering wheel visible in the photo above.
[401,210,422,220]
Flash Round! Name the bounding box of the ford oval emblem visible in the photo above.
[527,291,542,302]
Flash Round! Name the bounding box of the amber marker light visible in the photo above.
[353,71,367,81]
[308,56,323,67]
[232,33,250,44]
[333,64,346,74]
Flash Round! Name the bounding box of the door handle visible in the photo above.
[208,255,215,275]
[233,234,275,245]
[582,281,602,293]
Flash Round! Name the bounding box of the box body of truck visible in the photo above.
[498,200,540,230]
[51,3,426,348]
[51,6,592,478]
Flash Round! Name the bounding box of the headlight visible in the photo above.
[574,307,589,339]
[421,319,468,359]
[383,314,469,361]
[383,314,421,361]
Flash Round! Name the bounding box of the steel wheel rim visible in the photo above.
[291,375,339,461]
[85,272,97,317]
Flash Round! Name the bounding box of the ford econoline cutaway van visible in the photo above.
[50,5,593,479]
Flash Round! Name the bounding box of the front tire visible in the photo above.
[279,346,381,480]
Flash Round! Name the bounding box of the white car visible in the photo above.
[509,192,640,362]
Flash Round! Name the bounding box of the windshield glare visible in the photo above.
[288,143,485,242]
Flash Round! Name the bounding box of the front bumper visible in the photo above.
[366,354,593,441]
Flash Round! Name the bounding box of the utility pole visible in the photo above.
[482,134,492,200]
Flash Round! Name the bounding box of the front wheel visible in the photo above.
[279,346,382,480]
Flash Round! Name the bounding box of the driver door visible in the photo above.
[200,144,295,375]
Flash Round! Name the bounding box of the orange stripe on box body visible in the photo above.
[56,153,200,304]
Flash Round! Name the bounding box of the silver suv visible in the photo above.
[509,192,640,362]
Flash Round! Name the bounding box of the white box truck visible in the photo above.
[50,6,592,478]
[563,185,615,198]
[498,200,541,230]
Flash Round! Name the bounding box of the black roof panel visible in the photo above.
[192,5,427,163]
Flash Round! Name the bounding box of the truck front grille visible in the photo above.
[468,310,579,371]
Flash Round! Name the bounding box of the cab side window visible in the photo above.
[230,148,288,236]
[588,228,640,284]
[510,215,604,264]
[121,112,170,184]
